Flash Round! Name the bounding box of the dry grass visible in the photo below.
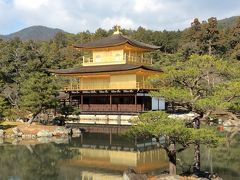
[0,121,21,135]
[0,120,23,126]
[0,120,58,135]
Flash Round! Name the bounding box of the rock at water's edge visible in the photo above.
[52,127,70,136]
[12,127,23,137]
[0,129,5,137]
[123,169,147,180]
[71,128,81,136]
[37,130,52,137]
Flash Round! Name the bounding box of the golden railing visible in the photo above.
[125,55,152,65]
[80,104,143,112]
[82,54,152,66]
[136,82,153,89]
[63,82,154,91]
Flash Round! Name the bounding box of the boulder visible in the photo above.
[168,112,198,121]
[0,129,5,137]
[37,130,52,137]
[123,168,147,180]
[52,127,70,136]
[12,127,23,137]
[12,127,20,134]
[71,128,81,136]
[16,118,24,123]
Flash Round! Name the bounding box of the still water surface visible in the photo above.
[0,132,239,180]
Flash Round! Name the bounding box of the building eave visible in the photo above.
[51,64,162,75]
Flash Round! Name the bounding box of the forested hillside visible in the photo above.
[0,16,240,120]
[0,26,65,41]
[218,16,240,29]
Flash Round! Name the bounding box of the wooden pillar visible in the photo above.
[69,92,72,105]
[81,94,83,110]
[110,93,112,111]
[80,134,83,144]
[109,130,112,145]
[129,51,131,61]
[142,94,145,112]
[63,100,66,108]
[70,79,73,90]
[135,93,137,112]
[78,95,80,108]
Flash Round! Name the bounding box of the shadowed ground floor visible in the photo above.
[61,91,165,114]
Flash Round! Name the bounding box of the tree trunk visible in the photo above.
[193,142,200,173]
[193,115,201,173]
[27,114,36,124]
[167,143,177,175]
[27,117,33,124]
[171,102,175,113]
[208,39,212,55]
[27,109,42,124]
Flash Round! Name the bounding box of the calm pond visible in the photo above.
[0,132,239,180]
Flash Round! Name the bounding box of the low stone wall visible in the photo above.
[66,114,137,125]
[0,122,82,145]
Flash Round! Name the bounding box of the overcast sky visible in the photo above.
[0,0,240,35]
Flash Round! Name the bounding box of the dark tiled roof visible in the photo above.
[74,34,160,50]
[52,64,162,74]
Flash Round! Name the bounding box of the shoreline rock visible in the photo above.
[71,128,81,137]
[0,129,5,137]
[52,127,71,136]
[123,168,147,180]
[12,127,23,137]
[37,130,53,137]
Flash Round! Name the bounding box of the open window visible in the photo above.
[95,55,101,62]
[115,53,121,61]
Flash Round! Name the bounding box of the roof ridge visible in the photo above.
[52,64,162,74]
[74,33,160,50]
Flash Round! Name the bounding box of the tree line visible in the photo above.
[0,16,240,120]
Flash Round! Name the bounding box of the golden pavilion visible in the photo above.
[54,28,165,118]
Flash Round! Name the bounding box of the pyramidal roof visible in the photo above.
[74,34,160,50]
[52,64,162,74]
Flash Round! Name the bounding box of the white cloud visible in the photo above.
[0,0,17,34]
[101,17,137,30]
[12,0,82,32]
[14,0,49,10]
[133,0,166,13]
[1,0,240,34]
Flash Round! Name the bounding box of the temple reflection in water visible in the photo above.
[58,133,168,180]
[1,132,238,179]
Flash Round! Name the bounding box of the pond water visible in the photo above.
[0,132,239,180]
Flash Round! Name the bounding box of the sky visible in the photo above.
[0,0,240,35]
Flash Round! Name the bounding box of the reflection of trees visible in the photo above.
[225,127,239,150]
[177,134,240,179]
[209,136,240,179]
[0,143,75,180]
